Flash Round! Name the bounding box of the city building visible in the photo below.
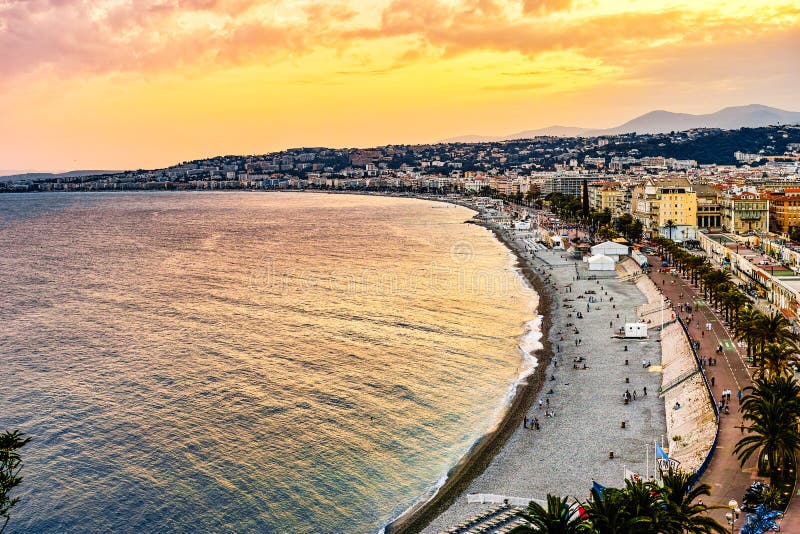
[766,188,800,236]
[719,192,770,235]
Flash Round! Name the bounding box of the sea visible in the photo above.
[0,192,539,533]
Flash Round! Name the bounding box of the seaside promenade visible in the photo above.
[645,253,761,531]
[421,242,667,533]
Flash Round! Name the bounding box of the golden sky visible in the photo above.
[1,0,799,171]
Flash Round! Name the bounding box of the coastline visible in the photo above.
[385,219,555,534]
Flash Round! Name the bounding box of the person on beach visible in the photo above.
[643,386,647,396]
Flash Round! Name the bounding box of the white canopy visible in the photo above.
[591,241,629,257]
[588,254,615,271]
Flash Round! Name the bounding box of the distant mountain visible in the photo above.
[507,125,589,139]
[585,105,800,136]
[441,134,505,143]
[0,170,120,182]
[442,105,800,142]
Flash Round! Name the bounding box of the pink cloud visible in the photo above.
[0,0,797,85]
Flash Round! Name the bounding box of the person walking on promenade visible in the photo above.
[643,386,647,396]
[524,416,528,429]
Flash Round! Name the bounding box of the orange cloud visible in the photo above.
[2,0,797,82]
[1,0,799,171]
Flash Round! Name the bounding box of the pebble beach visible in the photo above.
[415,228,669,533]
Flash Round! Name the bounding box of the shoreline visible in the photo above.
[10,189,546,533]
[385,219,555,534]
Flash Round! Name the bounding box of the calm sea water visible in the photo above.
[0,192,538,533]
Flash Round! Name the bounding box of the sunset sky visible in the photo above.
[1,0,799,172]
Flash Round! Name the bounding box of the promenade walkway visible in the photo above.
[646,253,761,531]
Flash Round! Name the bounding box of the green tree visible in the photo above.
[758,342,799,378]
[510,494,585,533]
[659,467,727,534]
[735,374,800,484]
[0,431,30,534]
[734,307,763,360]
[629,220,644,243]
[664,219,677,241]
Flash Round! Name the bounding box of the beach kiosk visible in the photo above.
[587,254,615,271]
[590,241,629,262]
[624,322,648,338]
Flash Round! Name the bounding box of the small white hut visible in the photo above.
[624,322,648,338]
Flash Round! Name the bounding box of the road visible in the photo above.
[646,253,761,532]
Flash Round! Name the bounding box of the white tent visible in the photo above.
[588,254,615,271]
[590,241,629,262]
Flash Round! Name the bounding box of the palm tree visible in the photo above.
[735,374,800,484]
[717,288,737,324]
[511,494,585,533]
[684,256,706,286]
[619,478,672,533]
[760,311,799,351]
[758,342,799,378]
[702,270,731,308]
[725,291,750,329]
[734,307,763,360]
[664,219,677,241]
[580,487,646,534]
[693,262,711,289]
[658,467,727,534]
[743,311,799,367]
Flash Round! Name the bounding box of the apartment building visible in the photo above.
[719,192,770,234]
[694,184,722,229]
[766,188,800,236]
[633,177,697,240]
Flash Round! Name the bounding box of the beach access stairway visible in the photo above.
[659,367,699,397]
[438,503,528,534]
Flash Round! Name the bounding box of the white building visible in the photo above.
[588,254,616,271]
[590,241,629,262]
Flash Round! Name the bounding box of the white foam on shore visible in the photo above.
[511,249,543,383]
[518,315,543,381]
[379,473,450,534]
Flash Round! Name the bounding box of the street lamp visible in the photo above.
[725,499,740,533]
